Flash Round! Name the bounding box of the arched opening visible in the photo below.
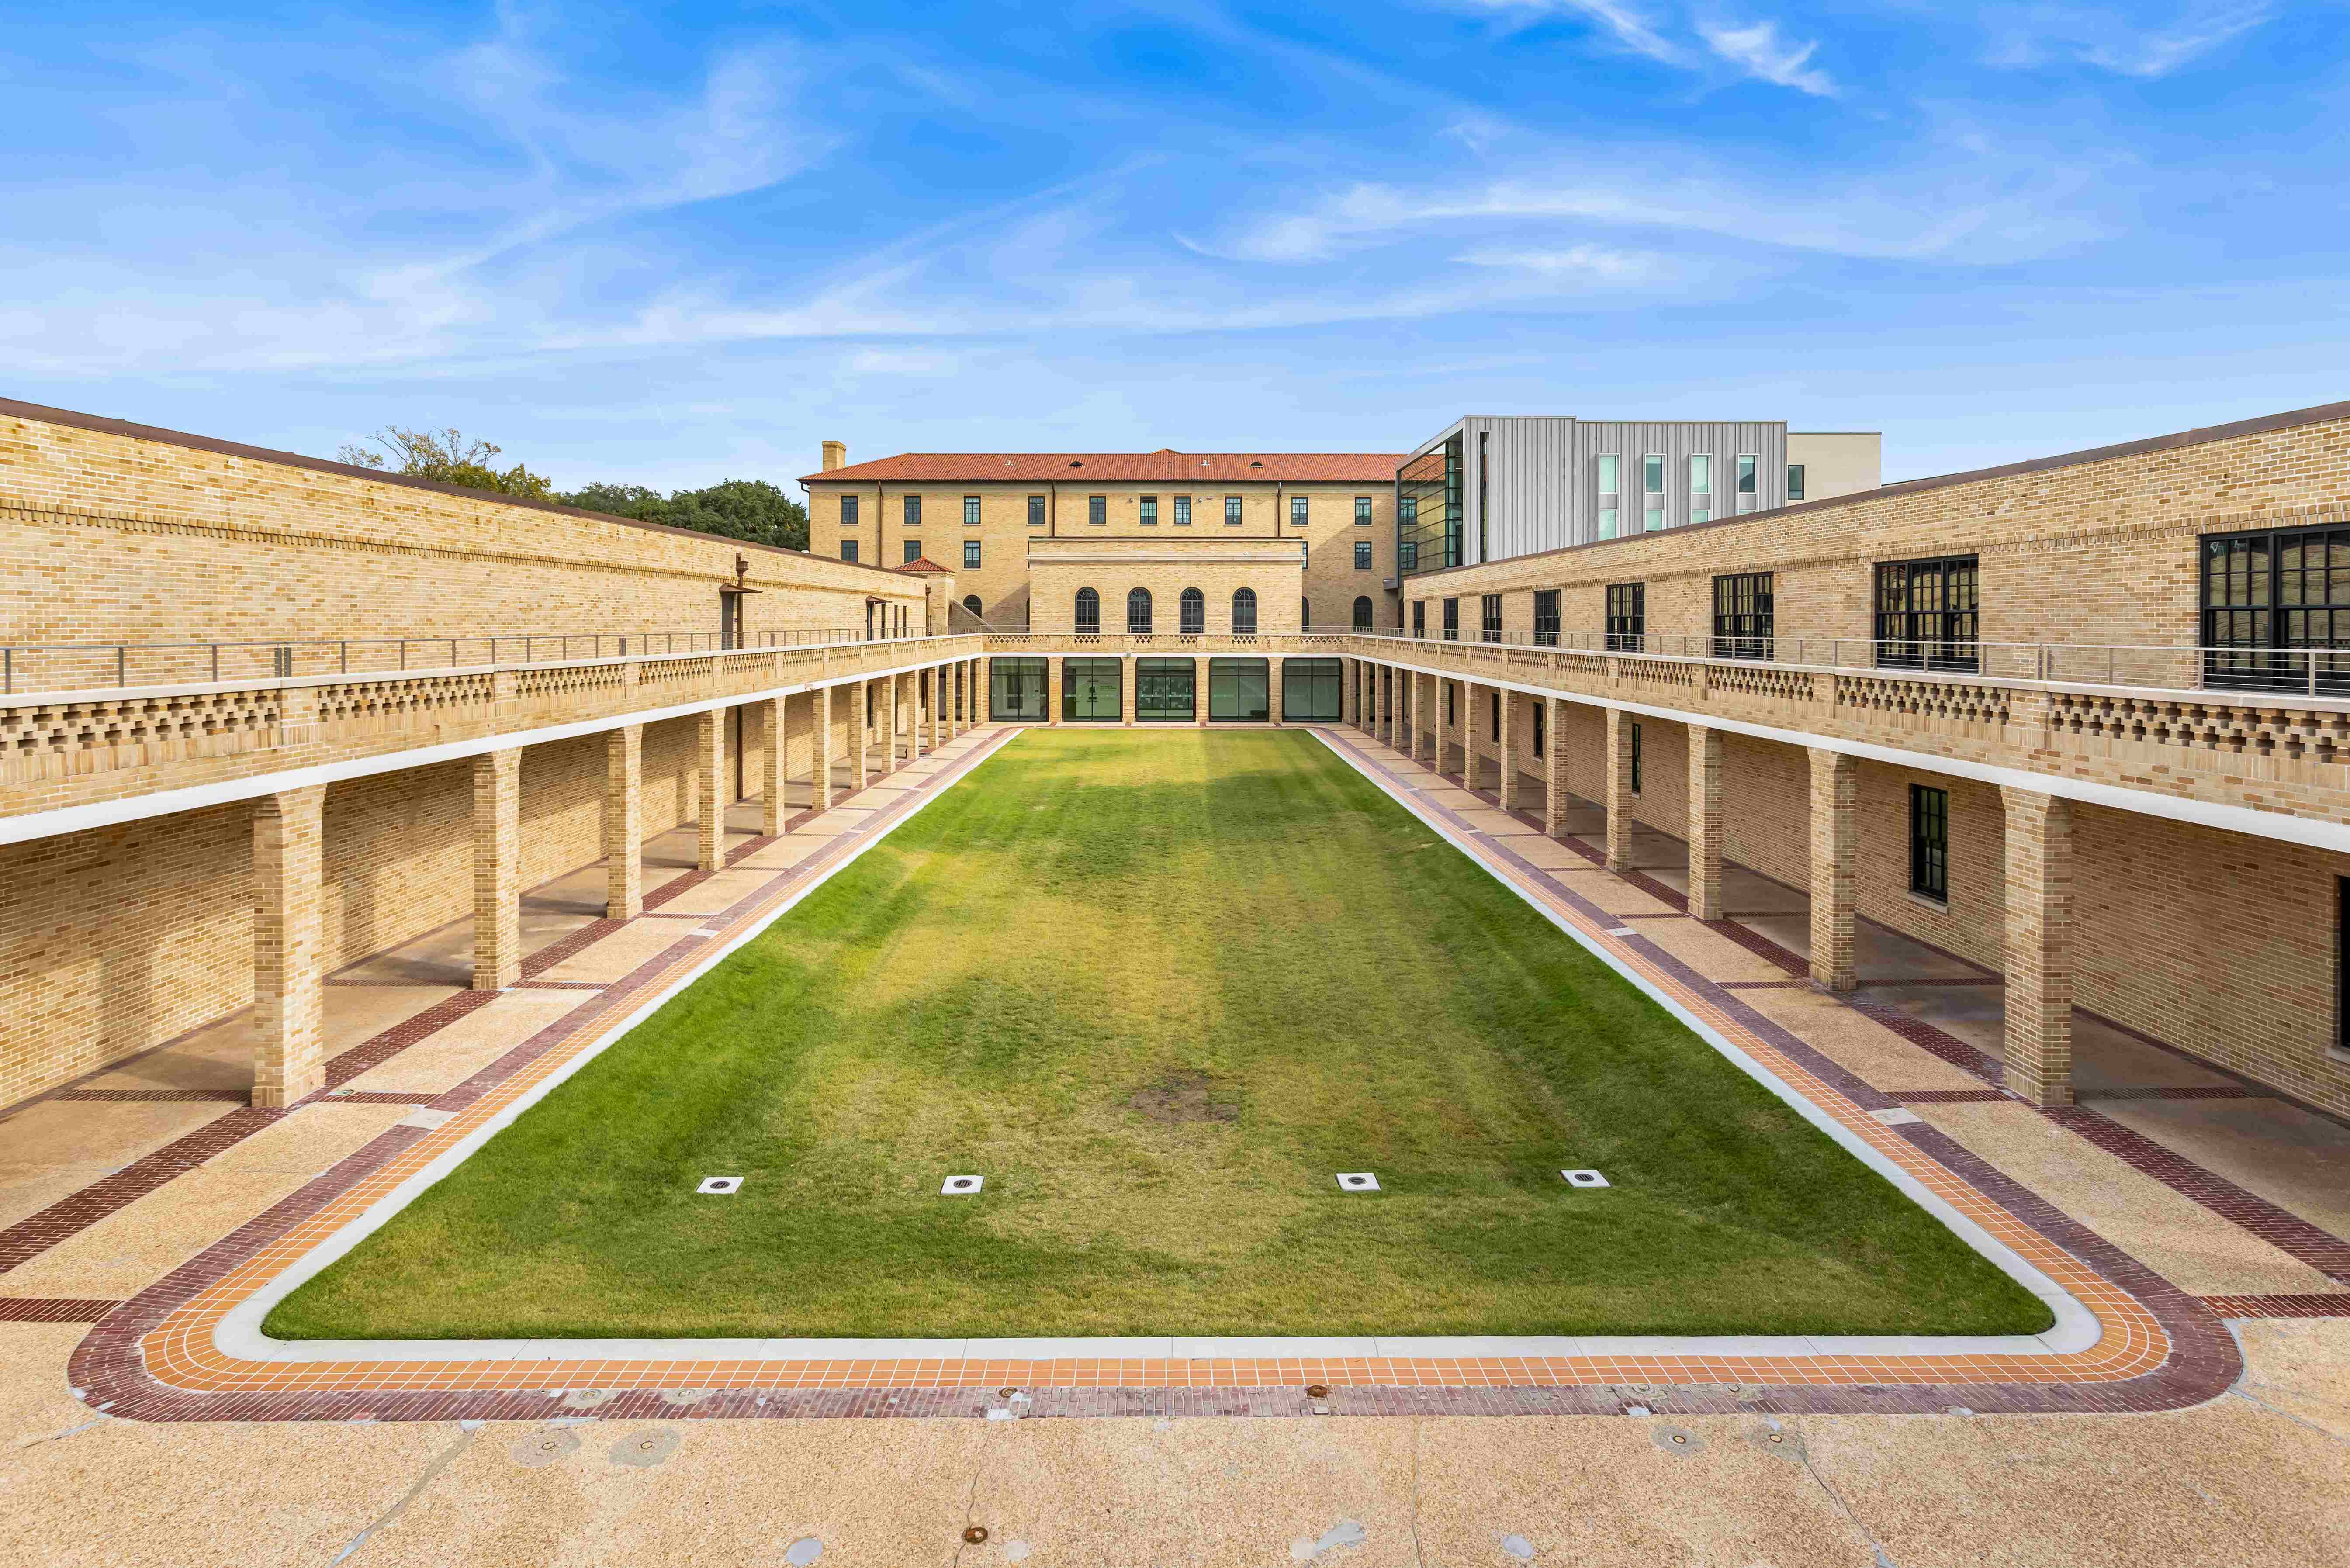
[1180,587,1205,635]
[1302,597,1312,629]
[1352,596,1373,631]
[1128,587,1153,635]
[1232,587,1258,635]
[962,594,983,618]
[1075,586,1100,635]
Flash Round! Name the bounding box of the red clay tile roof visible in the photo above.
[891,556,953,575]
[804,451,1409,484]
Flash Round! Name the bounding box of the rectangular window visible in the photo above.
[1910,784,1949,901]
[841,494,860,527]
[903,494,921,528]
[1631,722,1643,794]
[840,539,858,563]
[1174,494,1192,526]
[1597,453,1620,540]
[1208,657,1269,722]
[1028,494,1045,526]
[1412,601,1426,638]
[988,656,1047,720]
[1713,572,1775,659]
[1140,495,1158,525]
[1292,495,1310,528]
[1281,657,1344,722]
[903,539,922,564]
[1441,598,1459,641]
[1136,657,1196,722]
[1400,539,1418,571]
[962,539,982,569]
[1689,454,1713,525]
[1088,494,1106,526]
[1532,699,1545,759]
[1737,454,1758,514]
[1489,689,1500,742]
[1225,495,1243,526]
[1445,686,1454,725]
[1480,594,1502,643]
[1061,657,1122,722]
[2200,522,2350,693]
[1643,454,1665,532]
[1875,555,1980,673]
[1787,464,1807,501]
[1355,496,1373,525]
[963,495,981,527]
[1354,539,1372,570]
[1533,589,1560,647]
[1606,582,1645,651]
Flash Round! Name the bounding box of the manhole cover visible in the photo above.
[697,1175,744,1195]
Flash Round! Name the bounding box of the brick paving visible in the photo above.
[0,1297,120,1323]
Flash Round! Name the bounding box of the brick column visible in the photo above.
[907,670,925,761]
[1807,746,1859,992]
[1497,687,1519,812]
[853,680,870,790]
[1686,725,1724,921]
[1462,682,1485,790]
[251,785,325,1108]
[1544,698,1570,840]
[1121,656,1136,727]
[605,725,643,918]
[813,685,836,811]
[2002,787,2076,1107]
[1048,659,1063,726]
[932,667,946,749]
[1196,656,1209,726]
[761,696,789,837]
[697,708,726,871]
[1410,671,1429,764]
[472,747,521,990]
[1270,656,1285,726]
[1604,708,1635,874]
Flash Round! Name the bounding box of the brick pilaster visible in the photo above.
[1604,707,1635,873]
[697,708,726,871]
[605,724,643,918]
[907,670,924,761]
[1808,746,1859,992]
[1122,655,1137,727]
[1687,724,1724,921]
[2002,786,2077,1107]
[471,746,520,990]
[761,696,789,837]
[251,784,325,1108]
[931,667,945,749]
[1545,697,1570,840]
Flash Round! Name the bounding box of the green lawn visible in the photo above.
[270,729,2049,1341]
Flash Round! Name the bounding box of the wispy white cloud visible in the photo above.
[1698,18,1836,96]
[1984,3,2271,78]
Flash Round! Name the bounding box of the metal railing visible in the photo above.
[1335,629,2350,699]
[0,627,893,695]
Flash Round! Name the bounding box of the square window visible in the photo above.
[1088,494,1106,526]
[1225,495,1243,525]
[1027,494,1045,526]
[963,495,980,527]
[1354,539,1372,570]
[963,539,982,569]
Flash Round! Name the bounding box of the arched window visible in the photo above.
[1352,596,1373,631]
[1075,587,1100,635]
[1180,587,1205,635]
[1128,587,1153,634]
[962,594,983,618]
[1232,587,1258,635]
[1302,597,1312,629]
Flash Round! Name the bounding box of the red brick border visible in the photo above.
[2201,1293,2350,1319]
[0,1299,119,1323]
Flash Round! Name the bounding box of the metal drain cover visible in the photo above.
[1335,1172,1380,1192]
[1560,1169,1610,1188]
[696,1176,743,1195]
[941,1174,984,1195]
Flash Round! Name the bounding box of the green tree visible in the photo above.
[557,477,808,553]
[336,426,554,501]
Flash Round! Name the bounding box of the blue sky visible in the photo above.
[3,2,2343,488]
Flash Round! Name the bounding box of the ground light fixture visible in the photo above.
[696,1176,743,1195]
[1335,1172,1380,1192]
[1560,1169,1610,1188]
[941,1174,984,1195]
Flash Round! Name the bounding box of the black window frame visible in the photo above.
[1061,657,1122,722]
[841,494,860,528]
[1231,587,1258,635]
[1074,586,1101,635]
[962,593,982,618]
[1441,598,1460,641]
[1606,582,1645,652]
[1910,784,1949,901]
[1874,555,1980,673]
[1786,464,1806,501]
[1225,495,1243,526]
[962,495,981,527]
[903,538,922,564]
[1291,494,1310,529]
[2201,521,2350,693]
[1026,494,1045,527]
[840,539,858,563]
[1533,589,1560,647]
[1135,657,1195,722]
[1352,595,1373,631]
[1354,539,1373,570]
[1087,494,1107,526]
[1127,587,1153,635]
[1355,496,1373,525]
[962,539,982,569]
[903,494,921,528]
[1412,601,1426,638]
[1173,494,1191,526]
[1480,594,1502,643]
[989,656,1047,720]
[1180,587,1205,635]
[1281,657,1344,722]
[1712,572,1774,660]
[1139,495,1158,526]
[1208,657,1269,722]
[1489,689,1500,742]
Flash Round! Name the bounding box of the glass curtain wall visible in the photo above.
[1061,658,1122,721]
[1281,658,1344,721]
[1208,658,1269,721]
[1136,658,1196,721]
[989,657,1048,720]
[1396,434,1462,579]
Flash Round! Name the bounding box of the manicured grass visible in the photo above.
[270,729,2050,1341]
